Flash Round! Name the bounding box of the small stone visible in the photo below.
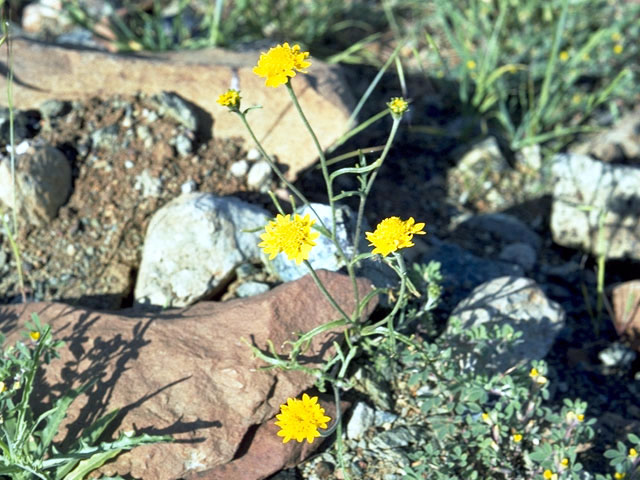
[7,140,30,155]
[180,179,197,194]
[247,160,272,190]
[230,160,249,178]
[174,133,193,156]
[247,148,262,161]
[124,160,134,169]
[150,91,198,131]
[599,342,636,369]
[66,244,75,256]
[235,281,270,298]
[499,242,537,272]
[39,99,71,118]
[133,170,162,198]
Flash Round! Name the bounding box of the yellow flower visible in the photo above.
[611,32,622,42]
[466,60,477,70]
[543,470,558,480]
[572,93,582,105]
[253,42,311,88]
[613,44,623,55]
[577,413,584,422]
[0,381,6,393]
[559,50,569,62]
[12,381,20,390]
[217,89,241,109]
[513,433,523,443]
[259,213,319,265]
[629,448,638,459]
[561,457,569,468]
[481,412,490,423]
[387,97,409,116]
[366,216,426,257]
[30,330,41,342]
[529,367,547,385]
[275,393,331,443]
[614,473,626,479]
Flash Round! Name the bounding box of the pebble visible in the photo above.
[235,281,270,298]
[180,180,197,194]
[247,160,272,190]
[247,148,261,161]
[230,160,249,178]
[174,133,193,156]
[347,401,375,440]
[598,342,636,369]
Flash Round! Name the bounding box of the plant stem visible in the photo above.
[303,260,351,322]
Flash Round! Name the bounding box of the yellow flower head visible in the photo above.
[253,42,311,88]
[529,367,547,385]
[217,89,241,110]
[29,331,41,342]
[614,473,626,480]
[613,44,623,55]
[577,413,584,422]
[275,393,331,443]
[12,381,20,390]
[543,470,558,480]
[466,60,477,70]
[512,433,523,443]
[559,50,569,62]
[561,457,569,468]
[481,412,490,423]
[629,448,638,459]
[259,213,319,264]
[366,216,426,257]
[387,97,409,116]
[0,381,6,393]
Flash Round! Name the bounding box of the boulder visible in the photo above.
[550,153,640,260]
[1,271,375,479]
[0,37,354,181]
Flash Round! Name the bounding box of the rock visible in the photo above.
[133,169,163,198]
[174,133,193,156]
[453,213,542,251]
[135,193,269,307]
[598,342,636,369]
[1,37,354,181]
[347,402,375,440]
[0,143,71,225]
[247,148,262,161]
[230,159,249,177]
[0,107,30,143]
[247,160,273,190]
[150,91,199,132]
[447,276,565,373]
[421,242,524,309]
[499,242,537,272]
[1,271,376,480]
[611,280,640,350]
[235,281,270,298]
[21,0,72,35]
[571,106,640,162]
[39,98,71,118]
[550,153,640,260]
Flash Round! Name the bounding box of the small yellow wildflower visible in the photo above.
[481,412,490,423]
[30,330,41,342]
[513,433,523,443]
[559,51,569,62]
[259,213,319,265]
[217,89,241,110]
[275,393,331,443]
[0,381,6,393]
[387,97,409,116]
[613,44,623,55]
[614,473,626,480]
[629,448,638,459]
[529,367,547,385]
[611,32,622,42]
[543,470,558,480]
[561,457,569,468]
[12,381,20,390]
[366,216,426,257]
[577,413,584,422]
[253,42,311,88]
[466,60,477,70]
[572,94,582,105]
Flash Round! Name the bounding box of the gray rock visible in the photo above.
[246,160,272,190]
[598,342,636,369]
[499,242,537,272]
[421,242,524,308]
[150,91,198,131]
[133,169,162,198]
[347,402,375,440]
[0,107,29,143]
[90,124,119,150]
[230,160,249,178]
[135,193,269,307]
[447,276,565,373]
[370,426,421,450]
[455,213,542,250]
[39,99,71,118]
[550,153,640,260]
[174,133,193,156]
[235,281,270,298]
[0,143,71,225]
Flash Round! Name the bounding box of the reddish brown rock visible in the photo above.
[1,271,375,479]
[0,38,354,180]
[611,280,640,350]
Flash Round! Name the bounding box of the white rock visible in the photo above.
[134,193,269,307]
[229,160,249,178]
[550,153,640,260]
[0,143,71,225]
[246,148,261,161]
[447,276,565,373]
[246,160,272,190]
[133,169,162,198]
[347,402,375,440]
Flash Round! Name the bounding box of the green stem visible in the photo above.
[352,116,401,263]
[304,260,351,322]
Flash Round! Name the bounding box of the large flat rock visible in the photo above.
[0,38,354,180]
[0,271,375,479]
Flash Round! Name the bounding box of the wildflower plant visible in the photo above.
[0,314,172,479]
